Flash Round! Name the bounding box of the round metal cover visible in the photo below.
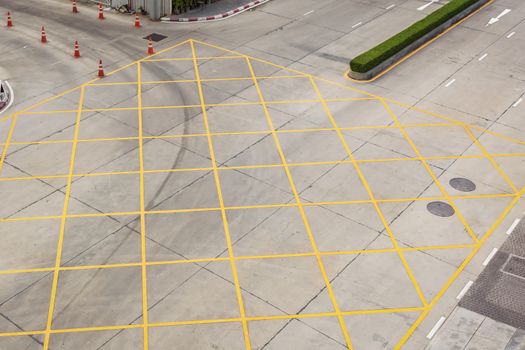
[427,201,455,217]
[449,177,476,192]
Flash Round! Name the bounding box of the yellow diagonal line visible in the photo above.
[42,85,86,350]
[396,184,525,349]
[380,100,480,244]
[0,113,18,176]
[244,56,355,350]
[190,40,252,350]
[309,78,428,309]
[463,125,518,193]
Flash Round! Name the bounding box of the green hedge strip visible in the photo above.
[350,0,480,73]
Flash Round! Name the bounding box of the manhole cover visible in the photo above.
[427,201,455,217]
[449,177,476,192]
[144,33,167,42]
[502,255,525,280]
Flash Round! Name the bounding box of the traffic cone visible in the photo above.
[7,12,13,27]
[41,26,47,43]
[98,4,104,20]
[134,13,141,28]
[98,59,105,78]
[73,40,80,58]
[72,0,78,14]
[147,37,154,55]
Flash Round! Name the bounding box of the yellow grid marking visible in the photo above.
[463,125,518,193]
[190,40,252,349]
[0,38,523,349]
[396,184,525,349]
[245,56,355,349]
[380,100,480,243]
[309,77,428,307]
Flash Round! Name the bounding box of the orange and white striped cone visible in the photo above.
[73,40,80,58]
[147,37,154,55]
[72,0,78,14]
[40,26,47,43]
[7,12,13,27]
[134,13,141,28]
[98,4,104,20]
[98,59,105,78]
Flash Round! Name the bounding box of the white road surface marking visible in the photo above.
[352,22,362,28]
[386,4,396,10]
[303,10,314,16]
[487,9,512,26]
[482,248,498,266]
[418,0,439,11]
[507,31,516,38]
[506,218,521,235]
[513,98,523,107]
[478,53,488,61]
[427,317,447,339]
[456,281,474,300]
[445,79,456,87]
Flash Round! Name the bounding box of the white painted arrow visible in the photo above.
[418,0,439,11]
[487,8,511,26]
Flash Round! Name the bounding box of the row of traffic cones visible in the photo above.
[6,2,142,27]
[5,5,153,80]
[38,30,153,57]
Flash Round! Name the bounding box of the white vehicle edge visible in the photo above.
[0,80,14,115]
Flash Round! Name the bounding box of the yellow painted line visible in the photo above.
[85,74,306,87]
[16,97,375,116]
[380,99,480,244]
[142,55,245,62]
[137,62,150,350]
[245,56,355,350]
[310,76,428,309]
[343,0,496,83]
[0,243,474,277]
[0,306,425,338]
[396,184,525,349]
[0,193,515,224]
[5,151,525,183]
[0,113,18,176]
[190,40,252,350]
[0,122,459,147]
[42,85,86,350]
[463,125,518,193]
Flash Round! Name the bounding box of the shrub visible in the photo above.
[350,0,480,73]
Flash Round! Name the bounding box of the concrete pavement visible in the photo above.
[1,0,525,349]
